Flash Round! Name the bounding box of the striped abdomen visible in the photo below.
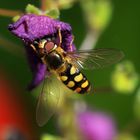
[59,63,91,94]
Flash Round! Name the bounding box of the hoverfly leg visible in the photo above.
[57,27,62,46]
[41,56,47,64]
[30,44,37,53]
[69,35,74,51]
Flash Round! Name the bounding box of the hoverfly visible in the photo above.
[30,29,124,126]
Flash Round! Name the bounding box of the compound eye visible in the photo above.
[45,42,55,53]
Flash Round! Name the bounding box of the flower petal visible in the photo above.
[25,45,47,90]
[77,111,117,140]
[8,14,75,51]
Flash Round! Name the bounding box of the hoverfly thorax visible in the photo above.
[45,51,64,70]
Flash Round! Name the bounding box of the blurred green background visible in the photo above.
[0,0,140,139]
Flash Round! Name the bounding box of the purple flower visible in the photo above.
[8,14,76,89]
[76,111,117,140]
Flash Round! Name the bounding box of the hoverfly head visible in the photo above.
[44,41,57,54]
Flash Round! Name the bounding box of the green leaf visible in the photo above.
[41,134,61,140]
[45,9,60,19]
[25,4,40,14]
[12,15,20,22]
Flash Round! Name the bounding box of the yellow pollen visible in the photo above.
[61,76,68,81]
[81,80,89,88]
[70,66,76,75]
[67,81,75,88]
[74,73,83,82]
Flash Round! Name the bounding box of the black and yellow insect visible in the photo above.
[30,32,124,126]
[31,39,91,94]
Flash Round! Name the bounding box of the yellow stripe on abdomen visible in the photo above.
[81,80,89,88]
[60,76,68,81]
[59,63,91,94]
[67,81,75,88]
[74,73,83,82]
[70,66,77,75]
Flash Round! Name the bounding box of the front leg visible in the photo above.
[30,44,38,53]
[57,27,62,46]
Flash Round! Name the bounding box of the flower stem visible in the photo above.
[94,86,113,93]
[40,0,56,11]
[0,8,21,17]
[80,30,99,50]
[41,0,47,11]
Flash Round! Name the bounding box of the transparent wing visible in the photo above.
[36,74,61,127]
[67,48,124,69]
